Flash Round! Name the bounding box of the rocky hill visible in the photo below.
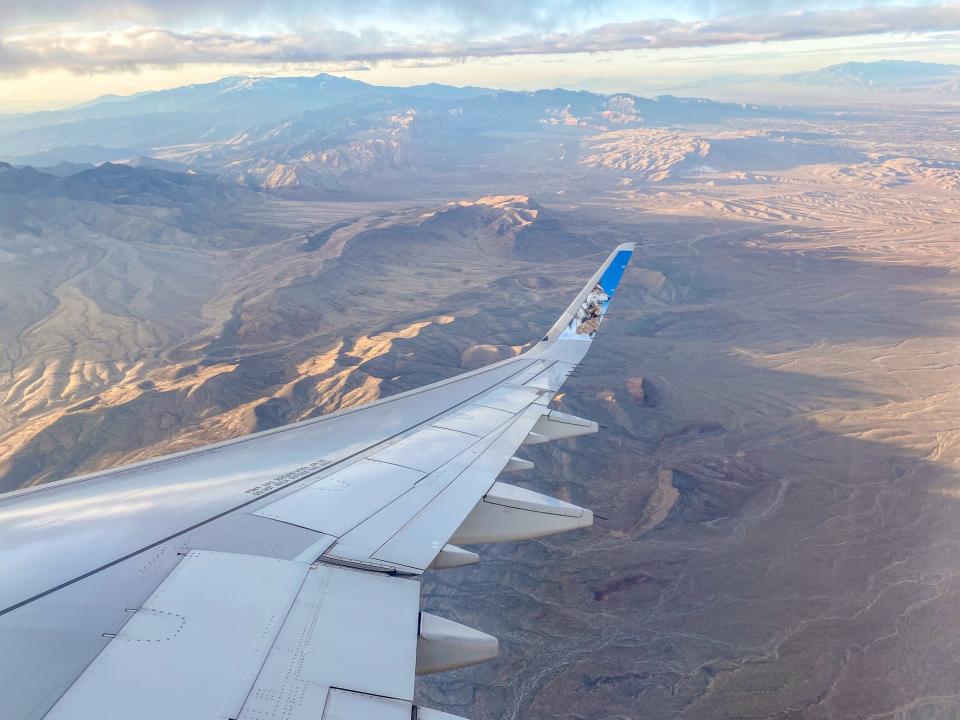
[0,173,606,489]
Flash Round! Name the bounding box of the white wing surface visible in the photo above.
[0,244,636,720]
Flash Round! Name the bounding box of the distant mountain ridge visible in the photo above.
[71,74,383,120]
[0,74,496,136]
[0,73,771,192]
[0,161,238,206]
[782,60,960,90]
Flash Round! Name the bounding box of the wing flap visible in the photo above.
[46,550,308,720]
[321,690,411,720]
[238,566,420,719]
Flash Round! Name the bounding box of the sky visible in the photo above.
[1,0,959,111]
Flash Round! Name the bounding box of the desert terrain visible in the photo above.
[2,84,960,718]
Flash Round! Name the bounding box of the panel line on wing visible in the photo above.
[425,424,484,439]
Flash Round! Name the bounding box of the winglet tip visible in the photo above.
[539,241,636,345]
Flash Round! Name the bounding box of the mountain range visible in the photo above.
[782,59,960,93]
[0,161,236,206]
[0,61,949,196]
[0,74,767,192]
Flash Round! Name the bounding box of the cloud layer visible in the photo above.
[1,3,958,75]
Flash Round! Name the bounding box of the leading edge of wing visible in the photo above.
[0,243,636,506]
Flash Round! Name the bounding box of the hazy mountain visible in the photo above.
[0,161,242,208]
[0,74,467,147]
[0,111,242,159]
[17,161,95,177]
[69,75,494,116]
[0,73,772,173]
[782,60,960,90]
[0,162,58,194]
[8,144,139,167]
[390,82,496,100]
[73,74,378,120]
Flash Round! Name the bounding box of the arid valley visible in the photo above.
[2,76,960,718]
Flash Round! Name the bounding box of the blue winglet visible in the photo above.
[542,243,636,343]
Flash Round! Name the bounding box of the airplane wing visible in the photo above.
[0,244,636,720]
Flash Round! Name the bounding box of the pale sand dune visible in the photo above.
[805,156,960,191]
[580,128,710,181]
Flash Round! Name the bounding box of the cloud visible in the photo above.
[1,0,614,34]
[1,4,958,76]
